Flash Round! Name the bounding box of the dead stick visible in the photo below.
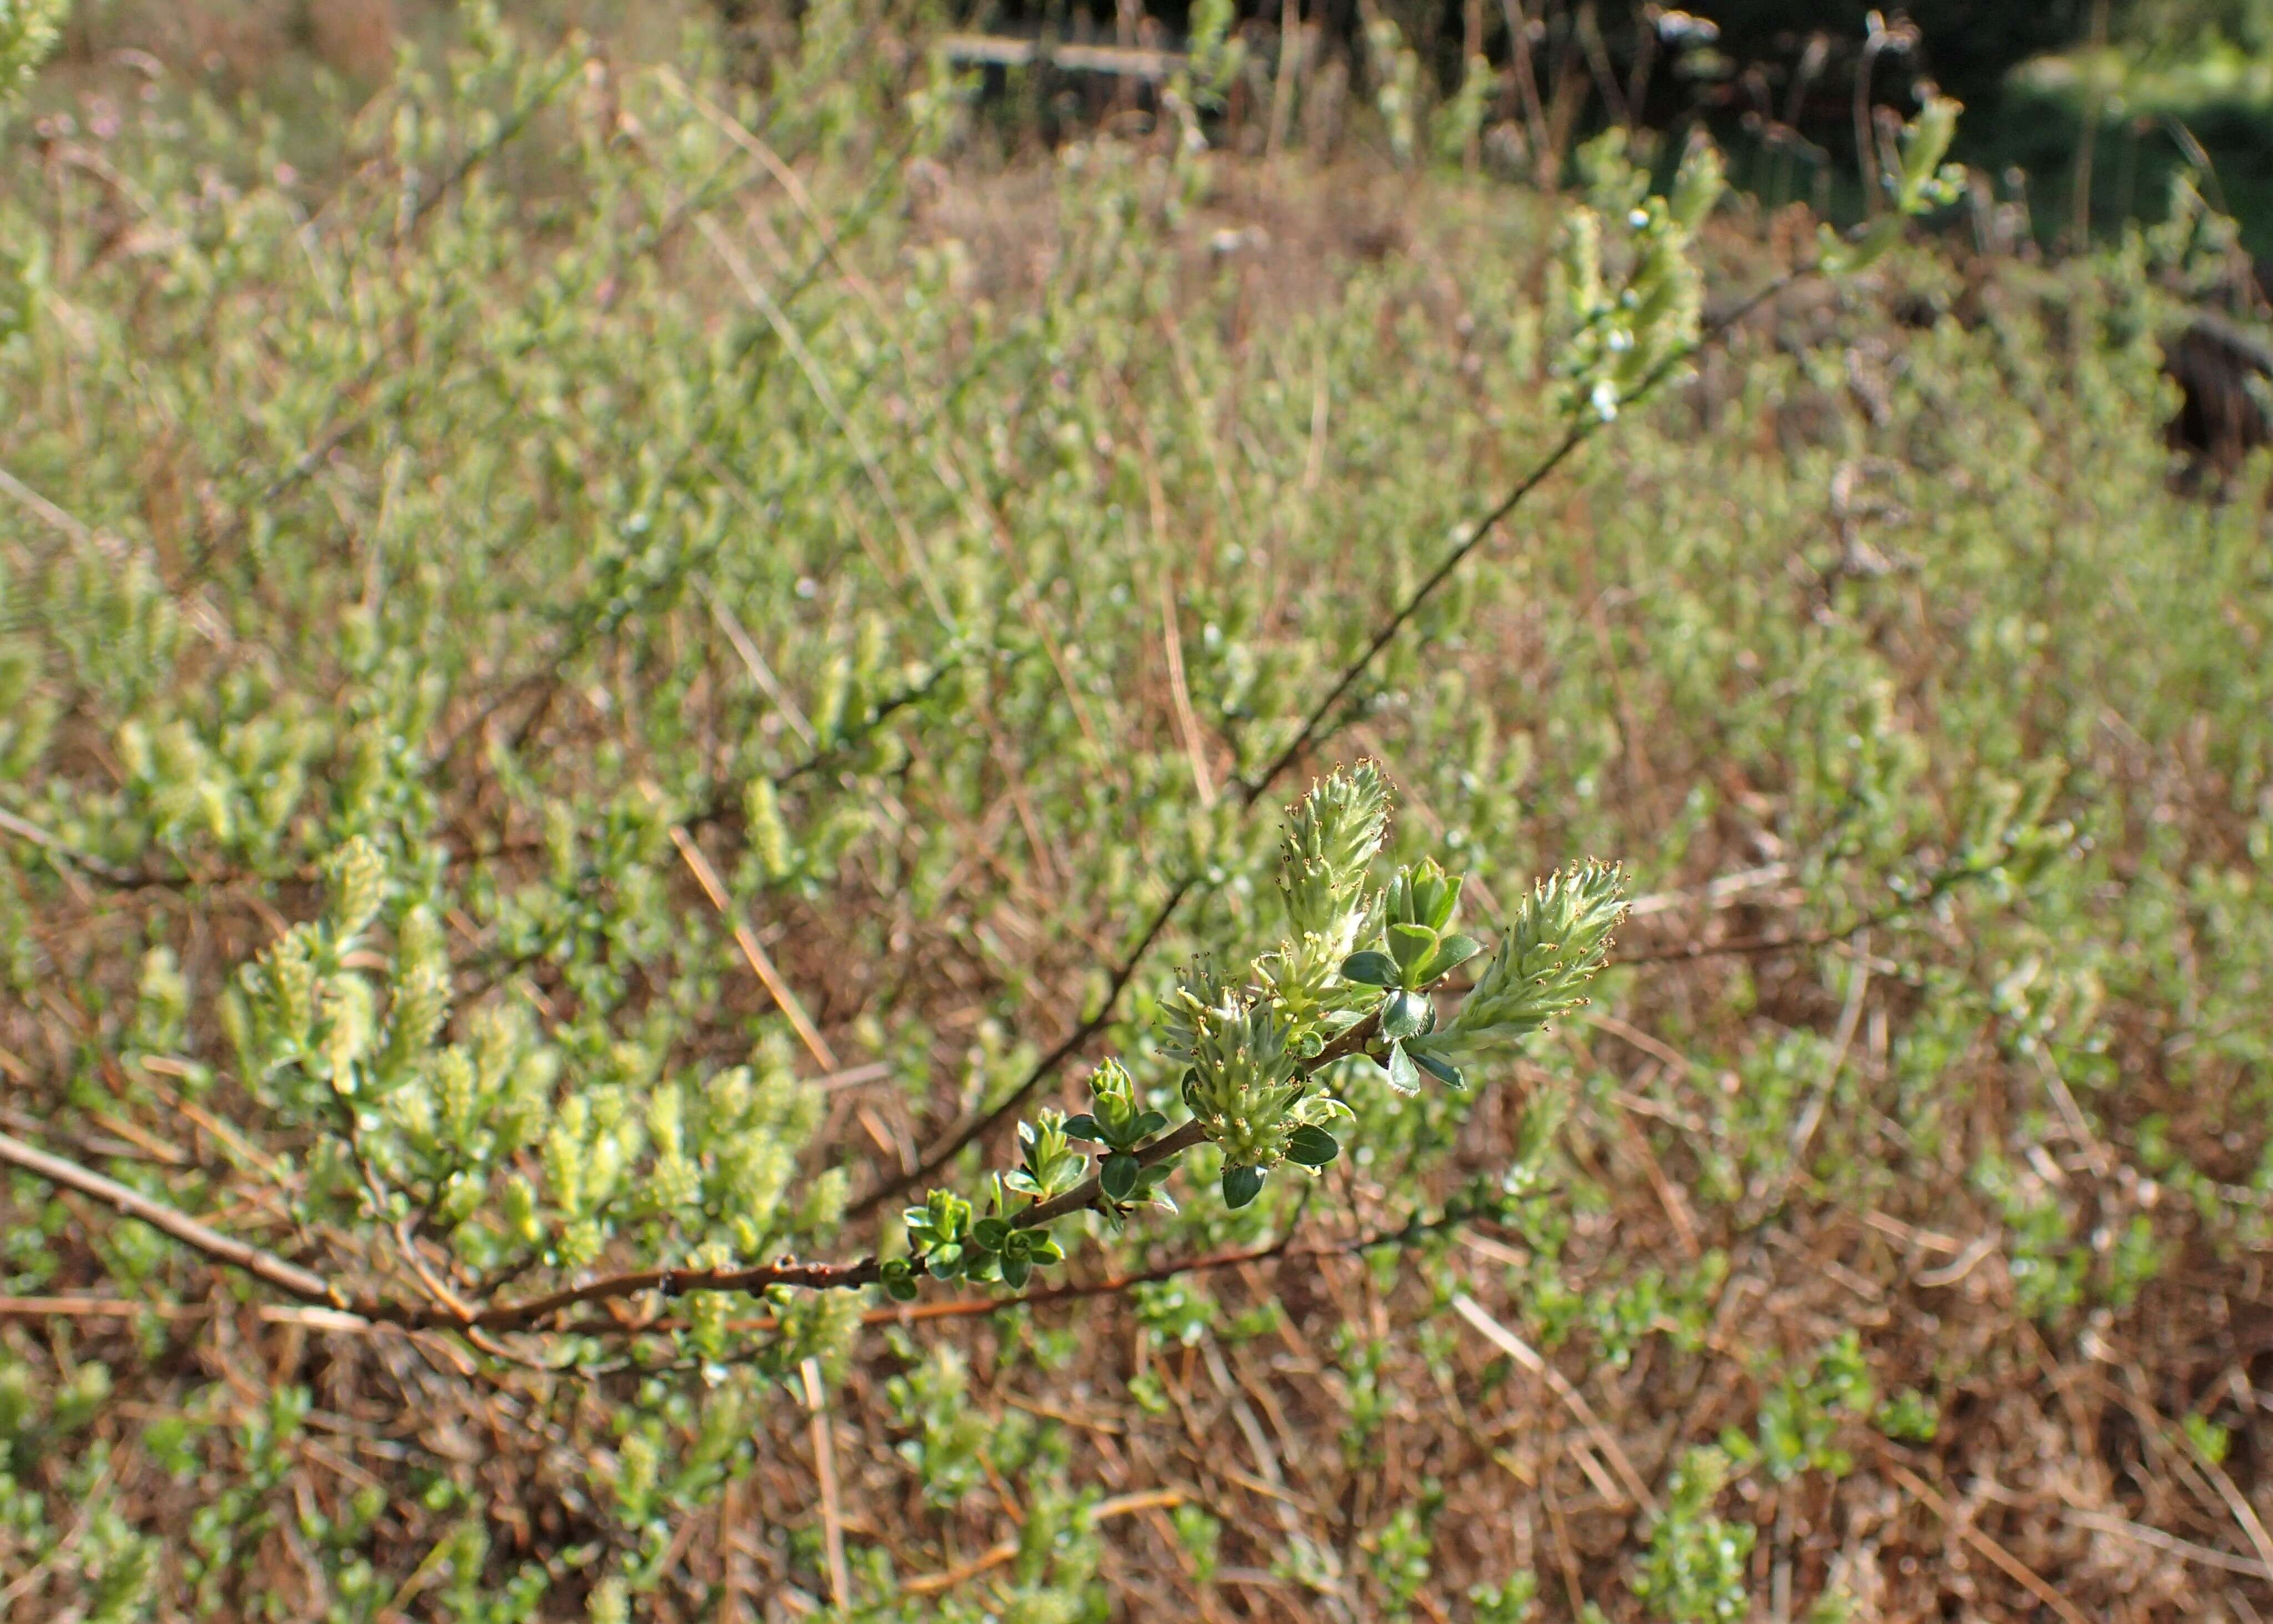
[666,821,839,1072]
[1883,1459,2091,1624]
[901,1490,1183,1596]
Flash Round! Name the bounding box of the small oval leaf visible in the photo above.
[1339,950,1398,986]
[1222,1163,1266,1209]
[1379,990,1427,1040]
[1285,1124,1340,1166]
[1387,922,1438,975]
[1100,1151,1140,1203]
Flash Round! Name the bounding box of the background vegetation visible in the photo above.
[3,2,2273,1621]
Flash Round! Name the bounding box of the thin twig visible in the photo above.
[420,1255,884,1332]
[0,1129,339,1306]
[846,874,1198,1216]
[0,462,102,548]
[2067,1508,2273,1580]
[2185,1429,2273,1583]
[1238,266,1803,804]
[0,1125,882,1331]
[397,57,584,239]
[704,581,818,747]
[887,1189,1459,1326]
[603,1170,1473,1339]
[1755,938,1870,1217]
[1160,570,1218,808]
[0,808,160,888]
[864,1236,1301,1326]
[0,1461,114,1610]
[1614,855,1986,968]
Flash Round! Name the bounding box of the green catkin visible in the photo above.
[264,928,320,1050]
[544,1095,590,1215]
[813,653,851,741]
[327,835,388,940]
[502,1174,542,1244]
[744,776,792,879]
[319,973,376,1092]
[434,1047,478,1144]
[379,905,450,1082]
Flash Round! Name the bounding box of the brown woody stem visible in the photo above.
[0,1127,880,1334]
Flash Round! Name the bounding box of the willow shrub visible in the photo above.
[1,8,2267,1622]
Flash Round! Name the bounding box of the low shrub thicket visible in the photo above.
[2,8,2270,1621]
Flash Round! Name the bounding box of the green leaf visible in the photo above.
[1000,1252,1032,1289]
[1062,1113,1101,1141]
[880,1262,920,1302]
[1340,950,1397,987]
[971,1217,1010,1251]
[1387,922,1438,977]
[1384,1042,1421,1095]
[1101,1151,1140,1203]
[1380,990,1427,1040]
[1285,1124,1339,1166]
[1222,1164,1265,1209]
[1131,1109,1168,1140]
[1408,1048,1465,1089]
[1424,933,1485,979]
[924,1244,965,1279]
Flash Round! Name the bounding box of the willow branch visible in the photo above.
[881,1180,1478,1327]
[406,1256,883,1332]
[1241,265,1803,800]
[0,1126,881,1332]
[855,265,1810,1216]
[1009,1010,1383,1231]
[1012,1120,1211,1231]
[615,1166,1481,1337]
